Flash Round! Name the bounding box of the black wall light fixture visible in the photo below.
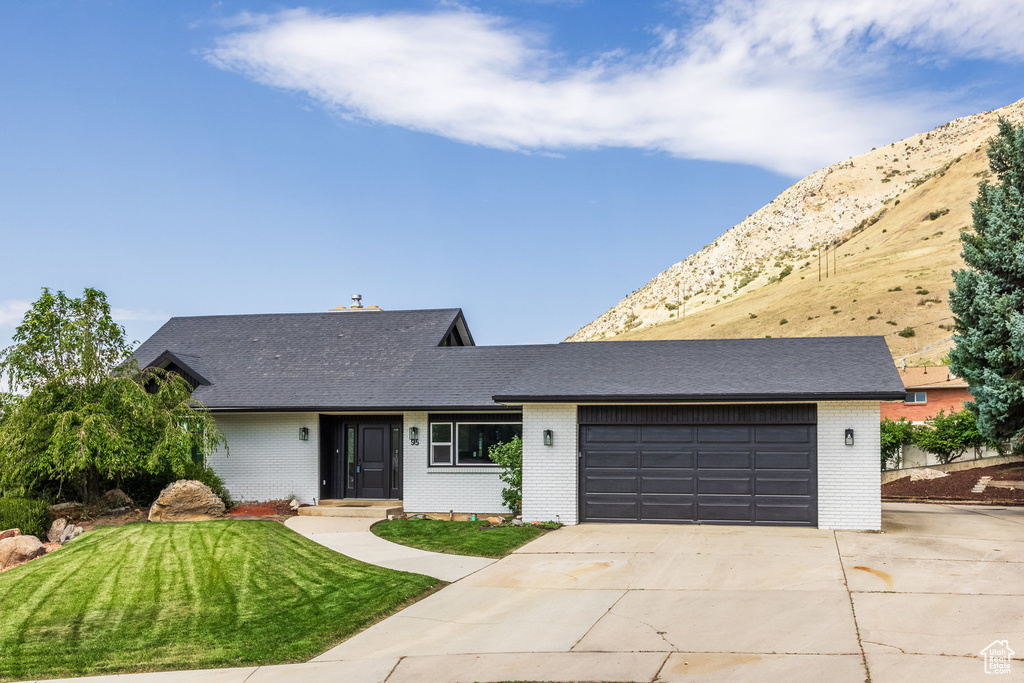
[845,428,855,446]
[299,427,309,441]
[543,429,554,446]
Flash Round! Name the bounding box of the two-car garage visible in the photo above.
[578,404,818,526]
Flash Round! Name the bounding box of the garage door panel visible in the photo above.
[640,450,694,468]
[755,450,812,469]
[584,474,638,494]
[755,503,814,523]
[697,501,753,522]
[584,499,638,521]
[698,425,751,443]
[585,426,637,442]
[755,476,813,496]
[698,476,753,495]
[755,425,812,443]
[641,474,694,494]
[697,450,751,469]
[641,425,694,443]
[640,501,695,521]
[585,450,638,468]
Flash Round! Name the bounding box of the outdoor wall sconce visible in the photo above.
[409,426,420,445]
[845,428,855,446]
[543,429,554,446]
[299,427,309,441]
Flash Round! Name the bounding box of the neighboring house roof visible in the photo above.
[898,365,969,390]
[133,309,906,410]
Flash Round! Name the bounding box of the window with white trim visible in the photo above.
[429,421,522,467]
[905,392,927,404]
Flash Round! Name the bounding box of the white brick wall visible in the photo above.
[209,412,319,504]
[401,412,508,514]
[522,404,579,525]
[817,401,882,530]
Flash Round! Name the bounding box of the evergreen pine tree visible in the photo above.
[948,119,1024,445]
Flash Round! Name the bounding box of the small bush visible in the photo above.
[830,305,838,310]
[779,319,788,325]
[897,327,916,338]
[887,320,898,326]
[925,208,950,221]
[915,288,929,295]
[748,313,758,319]
[0,498,49,537]
[664,302,678,310]
[888,286,903,292]
[867,315,877,320]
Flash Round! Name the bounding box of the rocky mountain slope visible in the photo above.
[568,97,1024,364]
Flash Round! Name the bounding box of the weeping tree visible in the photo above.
[949,118,1024,448]
[0,288,225,501]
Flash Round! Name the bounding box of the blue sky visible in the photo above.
[2,1,1023,351]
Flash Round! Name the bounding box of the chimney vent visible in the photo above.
[351,294,363,309]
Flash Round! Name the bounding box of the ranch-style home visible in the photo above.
[133,304,905,530]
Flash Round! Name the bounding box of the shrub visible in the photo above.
[887,320,898,326]
[897,327,916,338]
[769,265,793,283]
[867,315,877,320]
[779,319,788,325]
[888,286,903,292]
[488,437,522,515]
[664,302,678,311]
[880,418,914,470]
[0,497,49,537]
[925,208,950,221]
[748,313,757,319]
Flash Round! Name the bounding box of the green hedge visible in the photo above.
[0,498,49,538]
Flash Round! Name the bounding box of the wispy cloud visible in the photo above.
[207,1,1024,175]
[0,301,163,329]
[0,301,30,328]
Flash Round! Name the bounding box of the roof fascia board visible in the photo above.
[491,392,907,403]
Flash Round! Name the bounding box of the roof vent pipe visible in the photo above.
[351,294,363,309]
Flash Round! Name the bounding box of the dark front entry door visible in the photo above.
[319,416,402,500]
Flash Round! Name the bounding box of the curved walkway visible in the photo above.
[283,516,495,582]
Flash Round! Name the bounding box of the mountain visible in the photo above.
[567,97,1024,365]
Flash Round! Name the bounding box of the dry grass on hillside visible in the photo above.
[613,145,991,365]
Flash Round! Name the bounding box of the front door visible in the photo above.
[319,416,402,500]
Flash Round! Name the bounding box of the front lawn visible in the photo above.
[0,520,439,681]
[371,518,550,558]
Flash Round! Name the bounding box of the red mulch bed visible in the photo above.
[882,462,1024,504]
[228,500,298,517]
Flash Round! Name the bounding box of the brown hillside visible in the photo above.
[568,96,1024,365]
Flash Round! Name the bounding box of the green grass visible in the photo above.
[0,520,439,681]
[371,518,549,559]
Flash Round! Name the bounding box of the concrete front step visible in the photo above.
[299,501,403,518]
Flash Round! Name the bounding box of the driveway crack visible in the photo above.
[835,530,871,683]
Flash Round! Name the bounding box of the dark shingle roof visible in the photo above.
[493,336,906,403]
[133,310,905,410]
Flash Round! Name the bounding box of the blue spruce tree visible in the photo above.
[949,119,1024,445]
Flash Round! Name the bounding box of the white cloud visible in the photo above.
[206,2,1024,175]
[0,300,30,328]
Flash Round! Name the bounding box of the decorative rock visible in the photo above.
[910,468,949,481]
[103,488,134,509]
[0,528,20,541]
[486,517,504,526]
[511,518,524,527]
[49,501,82,517]
[148,480,226,522]
[0,535,46,570]
[47,518,69,544]
[289,498,301,510]
[59,524,83,544]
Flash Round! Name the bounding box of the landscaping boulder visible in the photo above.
[511,518,523,527]
[47,518,68,544]
[0,528,20,541]
[910,468,949,482]
[149,480,226,522]
[49,501,83,519]
[103,488,134,509]
[0,535,46,570]
[486,517,504,526]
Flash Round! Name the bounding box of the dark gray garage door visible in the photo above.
[579,404,817,526]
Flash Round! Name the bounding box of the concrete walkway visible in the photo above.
[27,503,1024,683]
[283,516,495,582]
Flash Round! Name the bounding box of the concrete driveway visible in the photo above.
[313,502,1024,682]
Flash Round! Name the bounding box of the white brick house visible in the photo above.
[134,308,904,530]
